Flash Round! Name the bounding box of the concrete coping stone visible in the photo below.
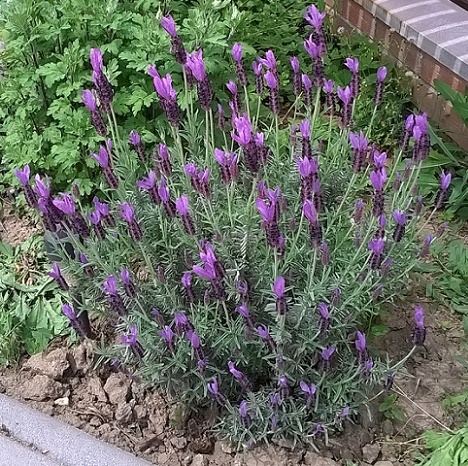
[0,394,155,466]
[362,0,468,81]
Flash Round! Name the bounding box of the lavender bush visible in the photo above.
[16,5,449,447]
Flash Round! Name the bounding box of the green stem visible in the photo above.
[309,88,322,138]
[326,172,358,234]
[243,86,251,121]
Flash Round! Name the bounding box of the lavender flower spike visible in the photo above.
[14,165,37,208]
[392,210,407,242]
[232,43,247,86]
[412,305,426,346]
[120,203,143,241]
[176,195,196,235]
[207,377,225,405]
[62,304,88,339]
[368,238,385,270]
[355,331,367,353]
[49,262,69,291]
[120,268,137,298]
[158,325,175,350]
[435,170,452,208]
[304,5,326,29]
[374,66,387,105]
[121,325,144,358]
[321,345,336,370]
[273,276,288,315]
[300,381,317,405]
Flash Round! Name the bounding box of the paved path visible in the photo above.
[0,394,154,466]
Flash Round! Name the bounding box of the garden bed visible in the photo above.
[0,270,464,466]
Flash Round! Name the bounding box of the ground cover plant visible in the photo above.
[14,4,451,447]
[0,0,410,197]
[0,235,66,364]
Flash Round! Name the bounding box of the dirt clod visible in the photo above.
[191,454,208,466]
[103,373,131,405]
[362,442,381,463]
[24,348,70,380]
[302,452,339,466]
[21,374,63,401]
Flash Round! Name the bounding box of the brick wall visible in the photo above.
[327,0,468,150]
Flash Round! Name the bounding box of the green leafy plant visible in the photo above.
[0,0,241,194]
[417,426,468,466]
[420,238,468,317]
[14,4,447,447]
[379,393,406,422]
[0,236,67,364]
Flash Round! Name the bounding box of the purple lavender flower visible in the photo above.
[304,5,327,53]
[228,361,250,389]
[290,57,302,96]
[176,195,196,235]
[82,89,106,136]
[137,171,160,205]
[160,15,176,36]
[174,312,192,334]
[62,304,88,339]
[401,115,415,151]
[317,302,330,333]
[303,37,324,86]
[119,203,143,241]
[305,5,326,29]
[337,85,353,127]
[121,325,144,358]
[120,268,137,298]
[232,43,247,86]
[236,304,254,331]
[375,66,387,105]
[129,130,146,163]
[207,377,225,404]
[419,234,433,258]
[258,50,277,75]
[257,325,274,350]
[79,252,94,278]
[373,150,387,170]
[298,74,312,106]
[345,58,360,98]
[349,131,368,173]
[214,149,238,184]
[238,400,250,425]
[323,78,335,113]
[300,381,317,405]
[14,165,37,208]
[435,170,452,208]
[160,15,186,65]
[368,238,385,269]
[303,200,322,247]
[321,345,335,370]
[158,325,175,351]
[321,241,330,266]
[88,210,106,240]
[186,50,213,110]
[392,210,407,242]
[90,48,113,113]
[273,276,287,315]
[370,169,387,217]
[103,275,127,316]
[252,60,264,94]
[355,331,368,364]
[49,262,69,291]
[353,199,364,224]
[153,73,181,126]
[92,145,119,189]
[412,305,426,346]
[265,70,279,114]
[53,193,90,238]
